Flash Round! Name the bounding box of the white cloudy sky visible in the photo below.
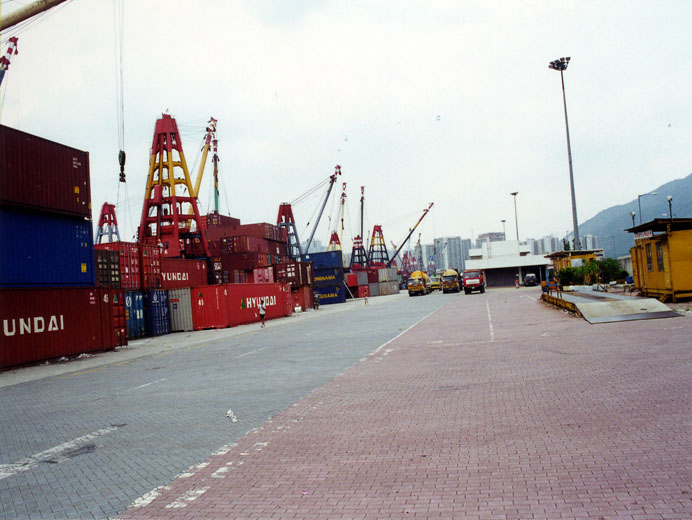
[1,0,690,251]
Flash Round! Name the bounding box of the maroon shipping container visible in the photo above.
[346,272,358,287]
[225,283,291,326]
[367,270,379,283]
[95,242,140,290]
[221,236,287,256]
[291,286,314,312]
[274,261,299,286]
[0,125,91,218]
[358,285,370,298]
[140,244,162,290]
[95,249,121,288]
[203,213,240,229]
[0,287,126,369]
[218,252,272,271]
[160,258,208,289]
[190,285,230,330]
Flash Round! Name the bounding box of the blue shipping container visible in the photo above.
[125,291,145,339]
[144,289,170,337]
[0,206,95,287]
[314,285,346,305]
[301,251,343,270]
[313,268,344,288]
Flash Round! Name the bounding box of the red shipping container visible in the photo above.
[346,272,358,287]
[160,258,208,289]
[0,287,126,369]
[274,261,299,286]
[99,288,127,348]
[140,244,162,289]
[203,213,240,229]
[367,270,379,283]
[292,286,314,311]
[225,283,291,326]
[358,285,370,298]
[190,285,230,330]
[95,242,140,290]
[0,125,91,218]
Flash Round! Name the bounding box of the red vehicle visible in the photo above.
[462,269,485,294]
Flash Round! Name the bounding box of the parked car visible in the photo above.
[524,273,538,287]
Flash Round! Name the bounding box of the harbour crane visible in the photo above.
[386,202,434,268]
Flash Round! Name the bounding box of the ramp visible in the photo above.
[542,288,681,324]
[575,298,680,324]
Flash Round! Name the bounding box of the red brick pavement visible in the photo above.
[119,289,692,519]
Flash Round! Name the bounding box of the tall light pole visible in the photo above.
[501,219,506,240]
[667,196,673,223]
[630,211,636,227]
[637,192,657,224]
[510,192,519,241]
[549,56,580,250]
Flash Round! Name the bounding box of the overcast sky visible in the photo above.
[1,0,690,252]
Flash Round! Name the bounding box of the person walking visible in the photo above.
[258,298,266,328]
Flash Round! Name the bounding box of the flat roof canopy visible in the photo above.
[626,218,692,234]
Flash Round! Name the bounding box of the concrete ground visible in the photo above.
[113,287,692,519]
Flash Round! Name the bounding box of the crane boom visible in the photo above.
[193,117,217,198]
[304,165,341,254]
[387,202,434,268]
[0,0,68,31]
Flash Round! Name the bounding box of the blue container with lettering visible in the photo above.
[144,289,170,337]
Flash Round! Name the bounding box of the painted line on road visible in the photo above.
[125,378,167,392]
[486,300,495,342]
[0,426,120,481]
[373,306,442,355]
[235,346,268,359]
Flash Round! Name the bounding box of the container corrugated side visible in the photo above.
[144,290,170,336]
[389,281,400,294]
[0,206,95,287]
[379,281,391,296]
[225,283,291,326]
[313,268,344,288]
[368,282,380,297]
[1,287,115,369]
[301,251,344,270]
[191,285,230,330]
[314,285,346,305]
[95,242,140,290]
[124,291,145,339]
[0,124,91,218]
[95,249,121,288]
[160,258,208,289]
[356,271,369,286]
[168,288,193,332]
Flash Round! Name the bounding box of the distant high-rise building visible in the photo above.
[476,232,505,247]
[433,236,463,271]
[460,238,472,270]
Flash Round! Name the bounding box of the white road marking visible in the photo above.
[486,300,495,342]
[0,426,119,481]
[130,485,171,508]
[165,486,210,509]
[235,346,268,359]
[126,378,167,392]
[373,307,440,355]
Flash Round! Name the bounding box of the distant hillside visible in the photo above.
[579,172,692,258]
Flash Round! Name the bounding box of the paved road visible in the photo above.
[114,287,692,520]
[1,292,445,519]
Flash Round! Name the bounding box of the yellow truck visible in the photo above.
[441,269,460,293]
[407,270,431,296]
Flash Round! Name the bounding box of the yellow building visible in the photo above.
[628,218,692,302]
[544,249,604,272]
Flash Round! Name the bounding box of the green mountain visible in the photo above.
[578,172,692,258]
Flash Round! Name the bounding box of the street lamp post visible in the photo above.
[501,219,506,240]
[630,211,636,227]
[549,56,580,250]
[510,192,519,241]
[637,192,657,224]
[667,196,673,223]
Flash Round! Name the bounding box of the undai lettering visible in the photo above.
[3,315,65,336]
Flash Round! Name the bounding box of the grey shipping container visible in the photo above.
[389,281,400,294]
[356,271,368,286]
[379,281,390,296]
[377,268,388,283]
[168,288,193,331]
[388,268,398,282]
[368,282,380,297]
[0,124,91,218]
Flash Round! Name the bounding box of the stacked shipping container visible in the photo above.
[0,125,126,368]
[303,251,346,305]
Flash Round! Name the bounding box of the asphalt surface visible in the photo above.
[1,291,444,519]
[3,288,692,519]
